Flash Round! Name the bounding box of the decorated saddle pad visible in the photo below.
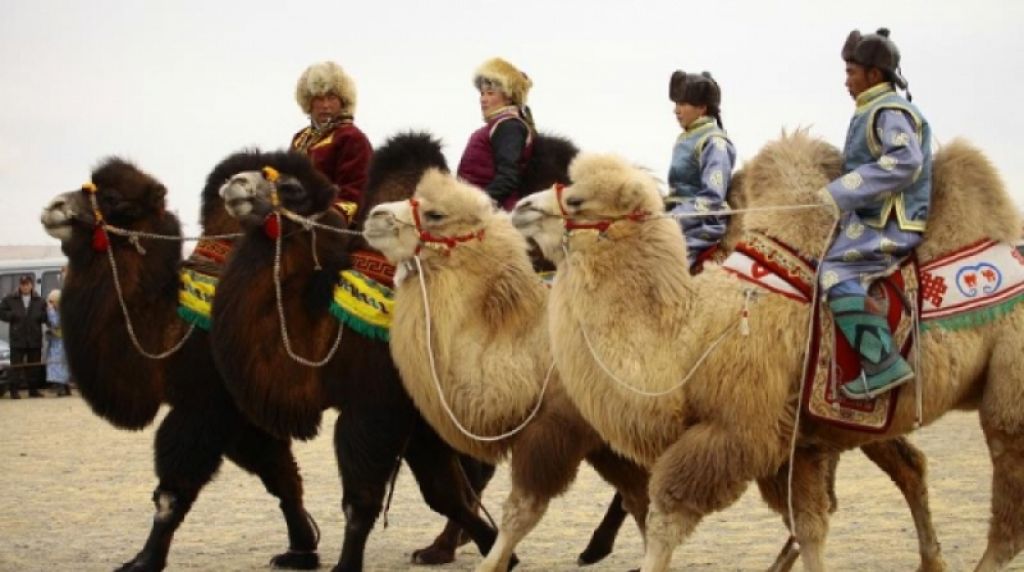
[177,238,234,330]
[722,233,907,432]
[918,239,1024,331]
[330,269,394,341]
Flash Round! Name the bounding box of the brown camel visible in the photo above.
[39,158,319,571]
[537,133,1023,571]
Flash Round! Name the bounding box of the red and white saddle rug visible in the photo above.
[722,233,912,432]
[918,239,1024,331]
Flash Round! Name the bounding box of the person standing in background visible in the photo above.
[44,289,70,397]
[0,275,48,398]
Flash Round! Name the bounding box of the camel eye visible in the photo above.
[277,181,304,198]
[424,210,445,222]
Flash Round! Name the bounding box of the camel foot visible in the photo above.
[270,549,320,570]
[115,553,164,572]
[577,542,614,566]
[411,545,456,565]
[917,558,949,572]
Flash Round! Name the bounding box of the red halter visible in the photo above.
[554,183,652,234]
[409,198,485,255]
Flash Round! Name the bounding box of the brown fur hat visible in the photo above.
[669,70,721,110]
[473,57,532,105]
[295,61,357,116]
[842,28,907,89]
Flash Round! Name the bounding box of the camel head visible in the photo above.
[511,188,566,264]
[558,153,664,222]
[218,150,335,228]
[364,168,494,265]
[738,129,843,258]
[41,158,169,244]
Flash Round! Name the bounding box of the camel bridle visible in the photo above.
[554,182,652,235]
[409,198,486,255]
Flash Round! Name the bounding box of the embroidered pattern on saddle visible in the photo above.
[177,238,234,331]
[919,239,1024,331]
[330,269,394,342]
[723,232,910,432]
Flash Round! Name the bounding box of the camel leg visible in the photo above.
[402,423,501,565]
[331,411,409,572]
[411,455,496,565]
[116,406,227,572]
[475,487,549,572]
[755,447,833,572]
[225,420,320,570]
[861,437,947,572]
[577,493,629,565]
[582,446,651,565]
[974,421,1024,571]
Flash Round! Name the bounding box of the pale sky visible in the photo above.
[2,0,1022,245]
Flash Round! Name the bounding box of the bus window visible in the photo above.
[41,271,62,300]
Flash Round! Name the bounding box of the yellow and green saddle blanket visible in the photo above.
[330,270,394,341]
[178,267,218,331]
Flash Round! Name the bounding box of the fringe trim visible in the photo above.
[329,303,390,342]
[921,295,1024,332]
[177,306,212,331]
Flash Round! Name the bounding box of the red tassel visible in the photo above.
[263,213,280,239]
[91,226,109,252]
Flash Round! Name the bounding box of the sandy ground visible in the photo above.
[0,395,1018,571]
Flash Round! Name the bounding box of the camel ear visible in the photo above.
[615,176,646,212]
[149,183,168,211]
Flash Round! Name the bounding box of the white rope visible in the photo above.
[104,238,196,359]
[911,292,924,428]
[663,203,826,219]
[578,316,740,398]
[784,217,840,543]
[272,215,344,367]
[278,208,362,236]
[413,255,551,442]
[103,224,243,242]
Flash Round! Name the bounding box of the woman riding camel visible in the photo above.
[665,70,737,271]
[456,57,536,210]
[818,28,932,400]
[291,60,373,219]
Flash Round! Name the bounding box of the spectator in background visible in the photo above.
[0,275,48,398]
[45,289,70,397]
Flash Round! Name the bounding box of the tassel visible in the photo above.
[740,289,752,336]
[263,213,281,239]
[91,226,109,252]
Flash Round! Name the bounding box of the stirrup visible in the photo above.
[840,365,914,401]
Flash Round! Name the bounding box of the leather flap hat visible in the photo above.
[669,71,721,109]
[842,28,908,89]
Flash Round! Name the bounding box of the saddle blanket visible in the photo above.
[918,239,1024,331]
[177,238,234,331]
[330,269,394,342]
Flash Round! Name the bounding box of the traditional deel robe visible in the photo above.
[820,83,932,292]
[457,105,534,210]
[291,117,373,210]
[666,116,736,268]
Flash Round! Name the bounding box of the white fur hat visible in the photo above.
[473,58,532,105]
[295,61,357,116]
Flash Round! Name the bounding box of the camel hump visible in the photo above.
[521,132,579,195]
[919,138,1022,261]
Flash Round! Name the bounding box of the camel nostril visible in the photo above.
[566,197,584,208]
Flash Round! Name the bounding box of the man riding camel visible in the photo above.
[818,28,932,400]
[291,61,373,220]
[665,70,737,272]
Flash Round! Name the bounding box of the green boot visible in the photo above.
[829,295,914,400]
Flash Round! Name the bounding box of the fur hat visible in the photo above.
[473,58,532,105]
[295,61,357,116]
[841,28,907,89]
[669,71,721,110]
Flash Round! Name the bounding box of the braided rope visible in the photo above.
[412,255,551,442]
[272,214,344,367]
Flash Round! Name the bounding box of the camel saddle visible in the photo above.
[178,237,235,331]
[723,232,1024,432]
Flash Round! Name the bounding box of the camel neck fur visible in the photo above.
[389,223,551,461]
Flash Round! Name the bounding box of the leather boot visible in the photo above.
[830,295,914,400]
